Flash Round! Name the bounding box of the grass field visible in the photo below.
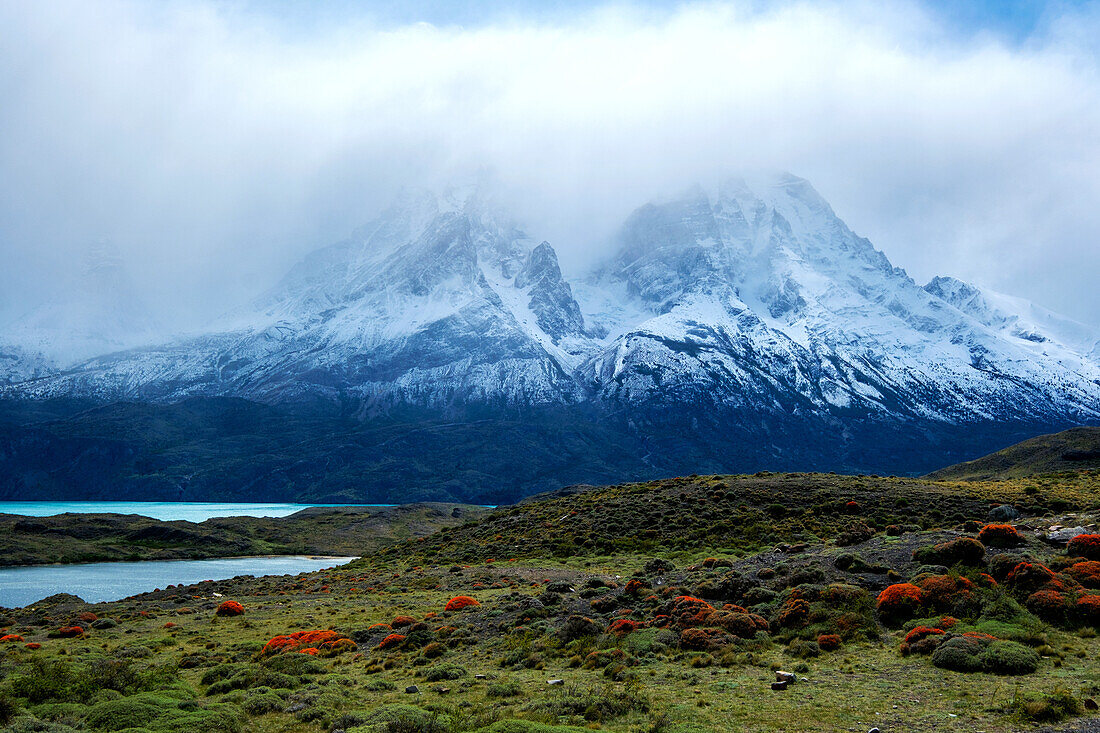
[2,470,1100,732]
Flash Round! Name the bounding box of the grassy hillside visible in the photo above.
[370,471,1100,566]
[0,504,489,566]
[927,426,1100,480]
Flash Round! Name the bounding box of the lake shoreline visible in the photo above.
[0,554,362,608]
[0,502,492,568]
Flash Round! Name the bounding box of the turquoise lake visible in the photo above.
[0,555,358,609]
[0,501,390,522]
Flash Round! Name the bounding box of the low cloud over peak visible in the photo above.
[2,0,1099,332]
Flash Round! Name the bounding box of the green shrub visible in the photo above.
[979,641,1040,675]
[84,695,167,730]
[1013,690,1083,723]
[486,682,523,698]
[260,654,325,676]
[345,704,451,733]
[0,693,21,725]
[476,721,591,732]
[28,702,88,723]
[9,658,90,704]
[423,664,467,682]
[241,688,284,715]
[930,637,985,672]
[913,538,985,567]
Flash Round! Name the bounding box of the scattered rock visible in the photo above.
[988,505,1019,522]
[547,679,564,686]
[770,681,788,691]
[868,728,881,733]
[474,674,487,680]
[1044,525,1087,544]
[405,685,420,694]
[1085,698,1098,711]
[775,671,796,684]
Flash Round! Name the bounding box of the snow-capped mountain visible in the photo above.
[5,173,1100,431]
[8,189,595,407]
[578,173,1100,424]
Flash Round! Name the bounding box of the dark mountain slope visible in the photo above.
[926,425,1100,480]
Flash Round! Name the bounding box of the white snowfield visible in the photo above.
[3,172,1099,426]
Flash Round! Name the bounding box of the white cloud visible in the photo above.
[1,0,1099,328]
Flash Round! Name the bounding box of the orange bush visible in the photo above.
[0,634,24,642]
[776,598,811,628]
[444,596,480,612]
[262,629,350,656]
[215,600,244,617]
[1026,589,1069,620]
[679,627,732,650]
[624,579,648,596]
[378,633,406,649]
[1067,561,1100,588]
[1076,594,1100,623]
[936,616,959,630]
[367,623,393,632]
[978,524,1022,547]
[77,612,98,623]
[917,575,973,610]
[666,596,715,627]
[57,626,84,638]
[817,633,841,651]
[904,626,945,645]
[392,615,416,628]
[1068,534,1100,561]
[1005,562,1062,595]
[25,642,41,650]
[876,583,924,621]
[707,610,769,636]
[298,647,319,655]
[607,619,642,635]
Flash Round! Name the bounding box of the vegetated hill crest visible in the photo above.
[926,425,1100,481]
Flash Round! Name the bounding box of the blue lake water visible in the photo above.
[0,501,389,522]
[0,555,358,609]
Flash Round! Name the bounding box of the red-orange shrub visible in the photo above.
[1076,594,1100,623]
[1005,562,1061,595]
[57,626,83,638]
[25,642,41,649]
[368,623,393,632]
[262,629,349,656]
[624,579,648,596]
[392,615,416,627]
[0,634,24,642]
[876,583,924,621]
[978,524,1022,547]
[215,600,244,617]
[817,633,841,651]
[607,619,642,635]
[916,575,973,610]
[77,612,98,623]
[444,596,480,612]
[679,627,732,650]
[1068,534,1100,560]
[904,626,945,645]
[298,647,319,655]
[1026,589,1069,620]
[776,598,811,628]
[1067,561,1100,589]
[378,633,406,649]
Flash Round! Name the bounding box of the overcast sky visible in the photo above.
[1,0,1099,332]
